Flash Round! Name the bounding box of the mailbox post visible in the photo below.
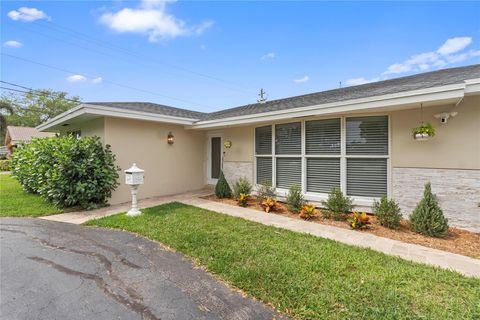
[125,163,144,217]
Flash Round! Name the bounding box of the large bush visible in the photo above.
[11,136,119,209]
[372,196,402,229]
[409,182,449,237]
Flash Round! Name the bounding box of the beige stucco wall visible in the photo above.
[391,95,480,170]
[58,117,105,143]
[104,117,206,204]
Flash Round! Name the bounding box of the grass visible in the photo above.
[0,174,61,217]
[86,202,480,319]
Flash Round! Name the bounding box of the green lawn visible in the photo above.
[0,174,61,217]
[86,202,480,319]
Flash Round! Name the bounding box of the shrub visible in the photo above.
[409,182,449,237]
[349,211,370,230]
[261,197,277,213]
[0,160,10,171]
[238,193,249,207]
[215,170,232,198]
[299,204,317,220]
[11,136,119,209]
[372,196,402,229]
[256,181,276,202]
[286,185,305,213]
[232,177,252,199]
[321,188,354,220]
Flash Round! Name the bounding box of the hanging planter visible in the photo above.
[412,122,436,141]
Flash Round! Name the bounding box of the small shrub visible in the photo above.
[11,136,119,209]
[349,211,371,230]
[261,197,277,213]
[238,193,249,207]
[232,177,252,199]
[0,160,10,171]
[286,185,305,213]
[299,204,317,220]
[215,171,232,198]
[321,188,354,220]
[373,196,402,229]
[409,182,449,237]
[256,181,276,202]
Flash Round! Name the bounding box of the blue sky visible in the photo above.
[1,1,480,112]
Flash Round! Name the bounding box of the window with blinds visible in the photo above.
[276,158,301,189]
[305,119,341,154]
[275,122,301,155]
[256,157,272,185]
[255,126,272,155]
[346,116,388,155]
[306,158,340,193]
[347,158,387,197]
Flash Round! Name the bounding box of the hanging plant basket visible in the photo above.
[412,122,436,141]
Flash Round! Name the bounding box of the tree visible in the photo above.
[0,101,14,144]
[1,90,80,129]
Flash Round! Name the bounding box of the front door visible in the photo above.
[209,136,222,184]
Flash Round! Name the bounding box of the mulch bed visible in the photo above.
[201,194,480,259]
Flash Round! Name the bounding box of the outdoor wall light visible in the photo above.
[167,132,174,145]
[224,140,232,148]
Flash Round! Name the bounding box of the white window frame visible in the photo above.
[253,114,391,206]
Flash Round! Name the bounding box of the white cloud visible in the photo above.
[293,75,309,83]
[67,75,87,82]
[437,37,472,55]
[7,7,50,22]
[3,40,23,48]
[99,0,213,42]
[92,77,103,84]
[345,77,380,86]
[261,52,275,60]
[382,36,479,76]
[200,44,207,50]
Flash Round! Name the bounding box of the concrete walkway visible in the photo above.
[43,191,480,278]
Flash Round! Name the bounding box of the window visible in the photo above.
[255,115,389,200]
[68,130,81,139]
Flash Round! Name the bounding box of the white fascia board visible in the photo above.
[464,78,480,94]
[188,83,466,129]
[38,104,198,131]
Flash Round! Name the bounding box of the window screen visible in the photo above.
[306,158,341,194]
[306,119,341,155]
[276,158,301,189]
[346,116,388,155]
[275,122,301,155]
[255,126,272,155]
[256,157,272,185]
[347,158,387,197]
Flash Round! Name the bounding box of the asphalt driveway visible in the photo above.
[0,218,283,320]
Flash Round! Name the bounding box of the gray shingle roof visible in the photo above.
[87,64,480,122]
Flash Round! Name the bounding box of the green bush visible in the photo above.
[409,183,449,237]
[256,180,276,202]
[286,185,305,213]
[321,188,354,220]
[372,196,402,229]
[215,171,232,198]
[232,177,252,199]
[0,160,10,171]
[11,136,120,209]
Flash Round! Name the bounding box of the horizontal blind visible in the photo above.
[255,126,272,155]
[306,158,340,194]
[256,157,272,185]
[346,116,388,155]
[306,118,341,154]
[347,158,387,197]
[276,158,301,189]
[275,122,301,155]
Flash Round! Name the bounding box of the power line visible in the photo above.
[1,53,214,109]
[0,81,82,104]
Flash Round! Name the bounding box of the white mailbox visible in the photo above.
[124,163,144,217]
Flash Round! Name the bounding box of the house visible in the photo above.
[37,65,480,231]
[4,126,56,156]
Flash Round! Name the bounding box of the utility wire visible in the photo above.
[1,53,213,109]
[0,81,83,104]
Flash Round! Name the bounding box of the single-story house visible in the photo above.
[5,126,56,156]
[38,65,480,232]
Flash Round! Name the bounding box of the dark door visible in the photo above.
[211,137,221,179]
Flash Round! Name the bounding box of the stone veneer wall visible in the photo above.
[223,161,254,186]
[392,167,480,233]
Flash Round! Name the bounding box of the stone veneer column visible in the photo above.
[222,161,254,186]
[392,167,480,232]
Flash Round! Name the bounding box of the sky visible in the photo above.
[1,0,480,113]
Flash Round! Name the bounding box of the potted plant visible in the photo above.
[412,122,435,141]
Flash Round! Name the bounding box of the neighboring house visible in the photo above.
[4,126,56,156]
[38,65,480,231]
